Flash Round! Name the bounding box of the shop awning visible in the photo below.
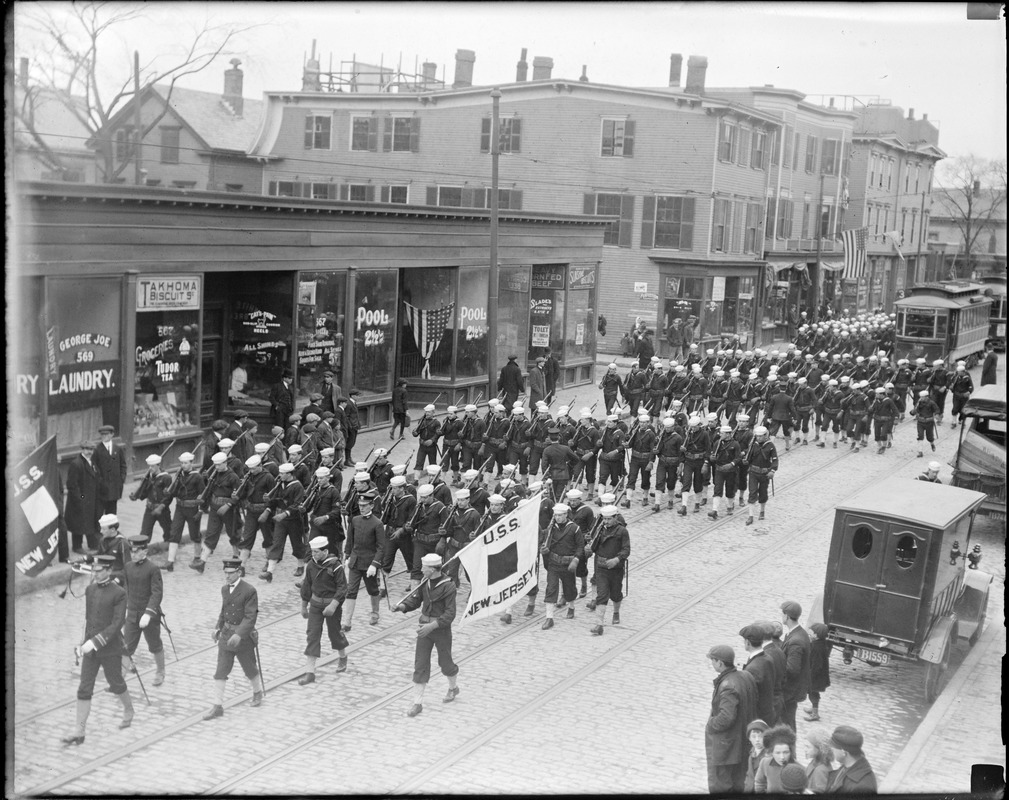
[770,262,797,274]
[819,261,845,273]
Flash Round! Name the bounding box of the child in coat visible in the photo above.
[806,622,832,721]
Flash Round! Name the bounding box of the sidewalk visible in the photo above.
[14,374,607,597]
[879,607,1006,793]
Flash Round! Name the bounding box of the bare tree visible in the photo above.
[15,2,257,182]
[933,155,1008,278]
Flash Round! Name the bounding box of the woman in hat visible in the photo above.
[802,725,835,793]
[754,724,798,793]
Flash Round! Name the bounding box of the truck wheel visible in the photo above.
[924,636,952,703]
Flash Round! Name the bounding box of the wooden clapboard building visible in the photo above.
[10,181,606,469]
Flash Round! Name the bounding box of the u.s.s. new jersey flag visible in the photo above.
[11,436,62,577]
[456,492,542,627]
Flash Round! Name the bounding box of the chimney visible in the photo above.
[19,56,29,89]
[223,58,244,116]
[685,55,708,94]
[302,40,321,92]
[453,49,475,88]
[973,180,981,197]
[829,97,835,108]
[908,108,915,120]
[922,113,928,122]
[516,48,528,82]
[668,54,683,88]
[579,65,589,83]
[532,56,553,81]
[422,61,437,87]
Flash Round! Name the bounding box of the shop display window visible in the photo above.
[134,309,200,440]
[530,265,566,361]
[496,265,531,375]
[455,267,489,379]
[296,271,347,403]
[229,275,293,412]
[401,267,456,380]
[11,277,43,452]
[45,277,123,451]
[354,270,397,397]
[564,265,598,361]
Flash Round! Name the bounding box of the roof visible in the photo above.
[835,477,986,529]
[893,293,991,311]
[961,385,1007,420]
[13,86,93,154]
[151,85,263,152]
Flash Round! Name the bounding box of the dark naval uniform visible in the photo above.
[122,555,165,661]
[398,573,459,687]
[77,577,128,700]
[236,470,278,554]
[301,554,349,657]
[541,518,585,609]
[133,468,173,542]
[213,578,260,681]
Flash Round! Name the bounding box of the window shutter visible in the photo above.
[339,184,349,201]
[640,195,656,249]
[410,117,421,152]
[622,120,635,157]
[618,194,635,247]
[583,194,595,215]
[426,186,438,206]
[511,189,523,210]
[268,181,277,196]
[511,118,522,153]
[368,117,378,152]
[738,129,750,167]
[480,118,491,153]
[461,187,475,208]
[365,185,376,202]
[304,116,314,149]
[380,185,390,202]
[382,117,392,152]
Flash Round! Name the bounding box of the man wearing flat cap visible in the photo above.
[122,536,167,686]
[62,555,135,745]
[528,356,547,408]
[394,553,460,717]
[66,440,102,554]
[297,537,349,685]
[270,368,296,428]
[780,600,811,731]
[94,424,127,514]
[705,643,758,793]
[301,393,325,427]
[826,725,877,792]
[740,623,777,727]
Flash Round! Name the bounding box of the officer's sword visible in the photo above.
[127,653,151,705]
[254,640,266,697]
[378,568,393,612]
[160,612,179,661]
[771,475,775,497]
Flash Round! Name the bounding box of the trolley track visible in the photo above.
[18,427,944,796]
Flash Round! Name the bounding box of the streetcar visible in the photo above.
[951,384,1006,519]
[893,281,993,367]
[808,478,992,703]
[979,274,1006,352]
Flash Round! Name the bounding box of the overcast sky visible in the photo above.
[15,2,1008,165]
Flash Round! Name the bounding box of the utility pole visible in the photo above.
[487,88,501,397]
[915,190,926,282]
[814,171,824,316]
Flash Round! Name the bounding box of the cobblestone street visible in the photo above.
[11,361,1004,796]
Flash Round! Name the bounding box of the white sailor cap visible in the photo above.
[99,513,119,527]
[245,455,262,468]
[354,472,371,483]
[390,476,407,487]
[498,478,514,489]
[662,417,675,428]
[489,493,506,504]
[455,489,470,500]
[447,405,458,414]
[425,464,442,475]
[145,454,162,466]
[528,480,543,492]
[417,484,435,497]
[600,505,619,518]
[308,536,329,550]
[754,426,769,436]
[392,464,406,475]
[421,553,443,568]
[565,489,583,500]
[463,469,480,481]
[217,438,235,449]
[254,442,270,454]
[288,444,303,454]
[638,414,650,422]
[465,404,478,412]
[512,407,525,416]
[315,466,331,478]
[424,404,436,412]
[211,452,228,465]
[355,461,369,471]
[552,503,570,514]
[279,462,295,474]
[179,452,195,463]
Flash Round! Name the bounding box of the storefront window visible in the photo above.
[497,265,531,375]
[296,271,346,402]
[229,275,293,413]
[401,267,456,381]
[11,277,43,452]
[456,267,489,378]
[354,270,397,397]
[664,276,705,343]
[134,275,201,440]
[530,264,566,361]
[45,276,123,450]
[565,265,597,360]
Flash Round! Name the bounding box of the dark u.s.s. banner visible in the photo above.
[456,493,542,626]
[11,436,62,577]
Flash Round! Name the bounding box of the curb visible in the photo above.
[878,613,1003,792]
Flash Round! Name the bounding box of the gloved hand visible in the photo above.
[540,544,550,556]
[581,452,593,462]
[584,545,594,557]
[301,604,310,619]
[140,613,151,629]
[567,557,579,573]
[417,621,439,637]
[366,564,377,578]
[454,444,462,452]
[313,516,328,527]
[274,511,288,521]
[212,630,220,642]
[227,634,242,649]
[605,557,621,569]
[80,639,96,655]
[394,604,406,614]
[152,504,165,517]
[422,439,434,447]
[323,601,339,617]
[522,447,531,458]
[767,470,775,479]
